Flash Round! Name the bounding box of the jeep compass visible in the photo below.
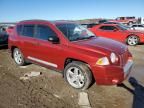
[9,20,133,90]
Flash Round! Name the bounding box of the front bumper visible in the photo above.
[140,36,144,43]
[91,60,133,85]
[123,60,133,77]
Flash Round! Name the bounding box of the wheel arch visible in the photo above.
[64,57,94,78]
[128,21,134,25]
[126,34,140,40]
[64,58,90,68]
[10,46,18,58]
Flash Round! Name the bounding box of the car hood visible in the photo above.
[71,37,127,56]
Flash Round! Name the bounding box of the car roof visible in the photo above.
[92,23,119,28]
[17,19,75,25]
[18,19,49,24]
[103,22,120,24]
[52,20,76,25]
[98,23,118,26]
[132,24,143,26]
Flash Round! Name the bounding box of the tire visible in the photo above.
[127,35,139,46]
[64,61,92,90]
[128,21,133,25]
[13,48,26,66]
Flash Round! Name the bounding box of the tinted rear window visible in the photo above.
[22,25,35,37]
[17,25,22,35]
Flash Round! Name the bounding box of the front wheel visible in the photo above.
[127,35,139,46]
[64,61,92,90]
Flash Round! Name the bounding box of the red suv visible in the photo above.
[90,24,144,46]
[110,17,137,25]
[9,20,133,90]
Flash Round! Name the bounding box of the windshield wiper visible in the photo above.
[86,35,95,39]
[75,37,87,40]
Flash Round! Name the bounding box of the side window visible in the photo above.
[56,24,68,38]
[17,25,22,35]
[132,25,137,27]
[36,25,57,40]
[138,25,143,27]
[99,26,116,31]
[22,25,35,37]
[99,26,107,30]
[120,17,125,20]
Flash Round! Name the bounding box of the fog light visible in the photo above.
[112,79,119,84]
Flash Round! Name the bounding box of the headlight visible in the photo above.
[110,52,118,63]
[96,57,109,65]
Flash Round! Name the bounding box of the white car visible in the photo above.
[131,24,144,31]
[141,18,144,24]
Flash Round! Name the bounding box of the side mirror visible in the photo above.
[48,36,60,44]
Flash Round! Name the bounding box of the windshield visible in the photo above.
[56,23,96,41]
[117,24,130,30]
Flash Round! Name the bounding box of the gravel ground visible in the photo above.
[0,45,144,108]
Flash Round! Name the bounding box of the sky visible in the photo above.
[0,0,143,22]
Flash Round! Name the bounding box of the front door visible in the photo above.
[97,25,125,42]
[29,24,63,69]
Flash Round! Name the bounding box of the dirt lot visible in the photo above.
[0,45,144,108]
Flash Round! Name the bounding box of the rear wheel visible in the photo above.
[13,48,26,66]
[127,35,139,46]
[128,21,133,25]
[64,61,92,90]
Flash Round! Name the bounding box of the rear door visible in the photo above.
[18,24,39,58]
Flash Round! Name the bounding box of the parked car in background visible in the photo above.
[110,17,137,25]
[141,18,144,24]
[130,24,144,31]
[103,21,121,24]
[81,23,98,28]
[0,28,9,46]
[9,20,133,90]
[6,26,14,35]
[98,19,108,24]
[89,23,144,46]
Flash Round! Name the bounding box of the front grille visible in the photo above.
[119,52,129,67]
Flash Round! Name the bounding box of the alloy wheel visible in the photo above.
[66,67,85,88]
[14,49,23,65]
[127,36,139,46]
